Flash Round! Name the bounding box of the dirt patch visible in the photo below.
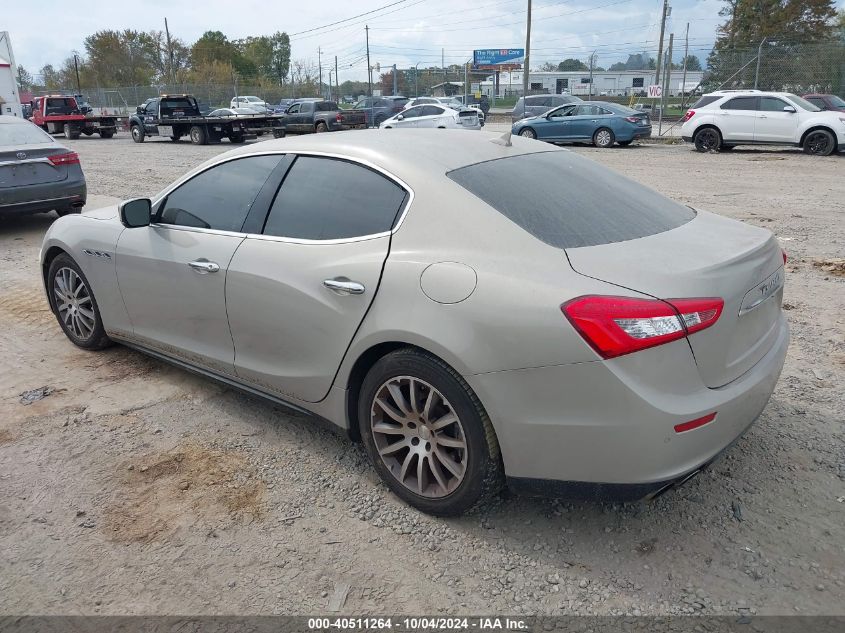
[104,443,265,543]
[0,428,18,445]
[812,258,845,277]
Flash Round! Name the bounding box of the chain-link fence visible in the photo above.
[703,40,845,95]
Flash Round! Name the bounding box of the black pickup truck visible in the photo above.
[274,100,366,134]
[128,94,280,144]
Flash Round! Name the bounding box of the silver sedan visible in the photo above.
[40,130,788,516]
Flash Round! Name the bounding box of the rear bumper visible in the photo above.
[0,180,86,216]
[469,315,789,493]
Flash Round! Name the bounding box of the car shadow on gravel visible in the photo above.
[0,212,57,236]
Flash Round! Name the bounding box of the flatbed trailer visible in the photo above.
[31,95,118,139]
[129,95,283,145]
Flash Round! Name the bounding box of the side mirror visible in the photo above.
[136,106,144,115]
[120,198,152,228]
[783,106,796,113]
[397,114,404,121]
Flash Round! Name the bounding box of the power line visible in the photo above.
[289,0,416,37]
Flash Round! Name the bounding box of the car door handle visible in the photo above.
[188,260,220,274]
[323,278,365,295]
[758,114,768,118]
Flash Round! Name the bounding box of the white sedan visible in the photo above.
[380,104,481,130]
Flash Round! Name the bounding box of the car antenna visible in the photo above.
[491,130,512,147]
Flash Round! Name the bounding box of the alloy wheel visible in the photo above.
[519,129,536,138]
[370,376,467,498]
[695,129,719,151]
[806,131,832,155]
[595,129,613,147]
[53,267,96,341]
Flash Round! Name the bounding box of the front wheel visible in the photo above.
[593,127,615,148]
[130,125,145,143]
[99,130,114,139]
[189,125,208,145]
[519,127,536,139]
[47,254,112,350]
[358,348,503,516]
[693,127,721,152]
[803,129,835,156]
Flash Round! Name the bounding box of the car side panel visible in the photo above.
[40,211,132,335]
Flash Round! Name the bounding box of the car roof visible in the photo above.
[703,90,794,97]
[0,115,33,125]
[202,130,559,183]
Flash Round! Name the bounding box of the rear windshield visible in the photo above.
[447,151,695,249]
[691,95,721,108]
[0,121,54,145]
[161,98,195,110]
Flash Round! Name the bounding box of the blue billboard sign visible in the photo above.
[473,49,525,66]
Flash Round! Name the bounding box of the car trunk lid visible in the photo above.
[0,145,69,188]
[566,211,784,387]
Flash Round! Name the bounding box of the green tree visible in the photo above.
[681,55,702,71]
[557,58,588,71]
[16,65,34,91]
[270,32,291,86]
[83,30,160,85]
[608,61,627,71]
[538,62,558,71]
[39,64,60,91]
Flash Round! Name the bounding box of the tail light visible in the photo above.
[336,112,343,123]
[782,249,788,265]
[48,152,80,166]
[681,110,695,123]
[561,295,724,359]
[624,116,639,123]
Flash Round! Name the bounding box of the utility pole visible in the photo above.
[522,0,532,99]
[681,22,689,108]
[754,37,766,89]
[588,50,596,98]
[73,54,81,94]
[659,32,673,136]
[654,0,669,96]
[365,25,373,126]
[164,17,174,85]
[392,64,397,95]
[318,47,323,98]
[335,56,339,100]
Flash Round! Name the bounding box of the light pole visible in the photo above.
[414,61,423,96]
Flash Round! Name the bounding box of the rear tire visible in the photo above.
[358,348,503,516]
[130,125,145,143]
[519,128,536,139]
[803,129,835,156]
[229,133,245,143]
[189,125,208,145]
[693,126,721,152]
[63,124,80,140]
[47,254,112,351]
[99,130,114,139]
[593,127,615,148]
[315,122,328,133]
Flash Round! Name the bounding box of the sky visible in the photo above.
[3,0,843,82]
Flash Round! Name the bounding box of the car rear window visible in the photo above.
[691,96,721,108]
[0,121,54,145]
[447,151,695,249]
[316,102,338,111]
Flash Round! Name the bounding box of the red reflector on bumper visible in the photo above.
[674,412,717,433]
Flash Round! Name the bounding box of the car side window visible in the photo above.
[145,101,157,114]
[548,105,575,118]
[421,105,444,116]
[402,107,424,119]
[575,105,600,116]
[287,104,300,113]
[759,97,788,112]
[597,107,614,115]
[721,97,757,110]
[158,156,284,232]
[262,156,408,241]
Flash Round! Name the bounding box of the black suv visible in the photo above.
[512,94,582,122]
[353,96,409,126]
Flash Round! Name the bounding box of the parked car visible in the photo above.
[230,95,269,111]
[802,93,845,112]
[681,90,845,155]
[512,94,582,122]
[380,104,481,130]
[276,100,366,133]
[435,97,485,125]
[0,115,85,217]
[403,97,442,109]
[41,131,788,516]
[273,99,296,113]
[208,108,265,118]
[512,101,651,147]
[353,96,409,126]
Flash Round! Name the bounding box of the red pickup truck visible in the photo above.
[31,95,118,139]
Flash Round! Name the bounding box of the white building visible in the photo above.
[0,32,23,117]
[480,69,705,98]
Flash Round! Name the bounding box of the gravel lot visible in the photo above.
[1,133,843,617]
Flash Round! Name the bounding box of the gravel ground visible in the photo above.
[1,133,843,617]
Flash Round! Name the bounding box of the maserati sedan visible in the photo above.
[40,130,788,516]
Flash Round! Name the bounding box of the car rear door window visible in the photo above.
[262,156,407,241]
[721,97,757,110]
[402,107,424,119]
[158,155,283,232]
[422,106,444,116]
[447,151,695,249]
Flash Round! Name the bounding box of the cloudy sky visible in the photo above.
[4,0,842,81]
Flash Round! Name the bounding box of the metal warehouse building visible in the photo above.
[481,70,706,98]
[0,32,23,117]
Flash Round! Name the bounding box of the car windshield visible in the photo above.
[447,151,696,249]
[784,94,821,112]
[0,121,54,145]
[827,95,845,108]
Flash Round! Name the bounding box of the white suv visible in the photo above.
[681,90,845,155]
[230,95,269,111]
